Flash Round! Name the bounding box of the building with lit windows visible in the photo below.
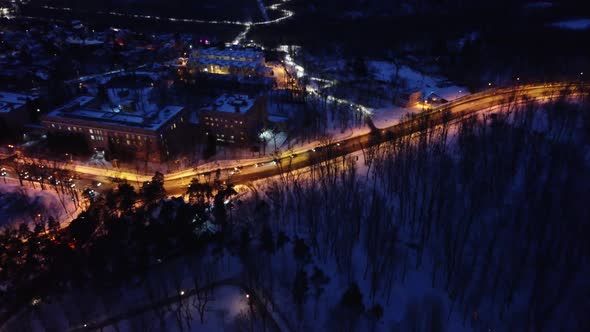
[188,47,267,77]
[42,96,187,162]
[199,93,267,144]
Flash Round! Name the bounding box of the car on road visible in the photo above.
[83,188,96,199]
[92,180,102,187]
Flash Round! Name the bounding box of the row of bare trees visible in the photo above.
[232,94,589,331]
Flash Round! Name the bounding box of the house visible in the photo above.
[425,92,448,107]
[395,89,422,107]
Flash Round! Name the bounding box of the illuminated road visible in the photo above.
[160,82,588,195]
[1,84,586,198]
[36,0,295,27]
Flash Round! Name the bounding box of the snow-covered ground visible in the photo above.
[233,96,586,332]
[0,183,78,229]
[101,285,250,332]
[367,60,466,129]
[368,60,467,100]
[550,18,590,30]
[524,1,553,9]
[370,105,420,129]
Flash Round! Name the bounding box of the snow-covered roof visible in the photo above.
[0,91,37,113]
[202,94,256,115]
[268,115,289,123]
[45,96,184,132]
[190,47,264,70]
[65,37,104,45]
[195,47,263,61]
[196,57,261,69]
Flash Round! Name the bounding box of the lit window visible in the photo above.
[89,129,93,134]
[127,140,130,145]
[51,124,55,128]
[67,127,71,131]
[90,135,95,140]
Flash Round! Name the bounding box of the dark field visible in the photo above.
[23,0,263,22]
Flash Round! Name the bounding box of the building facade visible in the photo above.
[188,48,267,77]
[199,93,267,145]
[42,96,187,162]
[0,91,39,140]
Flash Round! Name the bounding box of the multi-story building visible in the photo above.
[42,96,187,162]
[188,47,268,77]
[199,93,267,145]
[0,91,39,140]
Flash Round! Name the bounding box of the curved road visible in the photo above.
[162,82,588,194]
[2,82,587,197]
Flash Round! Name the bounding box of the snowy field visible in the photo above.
[100,285,251,332]
[0,183,77,229]
[232,96,589,332]
[367,60,467,100]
